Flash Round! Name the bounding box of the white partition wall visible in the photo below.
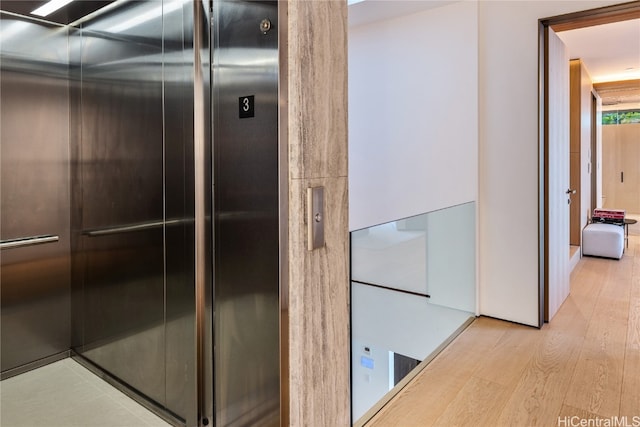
[348,1,478,231]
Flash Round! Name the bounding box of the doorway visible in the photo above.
[540,1,640,323]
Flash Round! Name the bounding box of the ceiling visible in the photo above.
[557,18,640,110]
[556,18,640,84]
[0,1,114,25]
[348,0,456,28]
[349,1,639,110]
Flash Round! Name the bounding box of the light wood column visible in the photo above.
[569,60,581,246]
[282,1,350,425]
[569,59,593,246]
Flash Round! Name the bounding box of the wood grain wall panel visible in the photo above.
[570,152,580,245]
[569,60,580,246]
[579,61,592,230]
[287,0,348,180]
[569,59,593,246]
[288,177,350,427]
[284,1,350,425]
[618,125,640,213]
[602,125,620,209]
[602,124,640,212]
[570,61,581,154]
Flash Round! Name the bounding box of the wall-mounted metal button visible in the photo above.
[307,187,325,250]
[260,19,271,34]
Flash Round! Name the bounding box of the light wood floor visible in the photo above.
[366,235,639,426]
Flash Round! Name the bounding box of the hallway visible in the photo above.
[367,235,639,426]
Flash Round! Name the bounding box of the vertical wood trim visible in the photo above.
[570,61,581,154]
[590,92,598,213]
[279,1,290,425]
[579,62,592,235]
[285,1,350,426]
[569,60,581,246]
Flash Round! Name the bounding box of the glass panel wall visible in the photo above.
[351,202,476,423]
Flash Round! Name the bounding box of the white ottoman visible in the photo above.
[582,223,624,259]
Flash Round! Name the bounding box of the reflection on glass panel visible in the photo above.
[352,219,427,295]
[351,202,476,423]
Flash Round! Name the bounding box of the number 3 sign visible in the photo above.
[239,95,255,119]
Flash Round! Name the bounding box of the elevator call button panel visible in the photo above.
[307,186,325,250]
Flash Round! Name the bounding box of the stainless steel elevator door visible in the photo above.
[70,2,199,424]
[0,14,71,377]
[212,1,280,426]
[74,2,166,407]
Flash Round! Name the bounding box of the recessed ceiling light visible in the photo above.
[31,0,75,18]
[108,0,187,33]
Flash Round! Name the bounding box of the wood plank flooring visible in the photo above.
[366,235,640,426]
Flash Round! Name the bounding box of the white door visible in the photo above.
[547,28,570,321]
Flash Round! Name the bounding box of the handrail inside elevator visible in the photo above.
[0,235,59,250]
[82,218,194,237]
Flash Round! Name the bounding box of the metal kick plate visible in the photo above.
[307,187,325,250]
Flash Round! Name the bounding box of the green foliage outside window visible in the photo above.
[602,110,640,125]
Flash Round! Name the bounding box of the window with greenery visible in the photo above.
[602,110,640,125]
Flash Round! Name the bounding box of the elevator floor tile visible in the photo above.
[0,358,171,427]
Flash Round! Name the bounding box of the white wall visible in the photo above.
[351,340,391,422]
[349,1,478,231]
[478,0,620,326]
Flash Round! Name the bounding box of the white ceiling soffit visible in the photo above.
[348,0,459,28]
[557,18,640,84]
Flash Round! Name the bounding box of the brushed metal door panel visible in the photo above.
[73,2,166,407]
[213,1,280,425]
[70,2,204,422]
[0,15,71,375]
[163,1,201,423]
